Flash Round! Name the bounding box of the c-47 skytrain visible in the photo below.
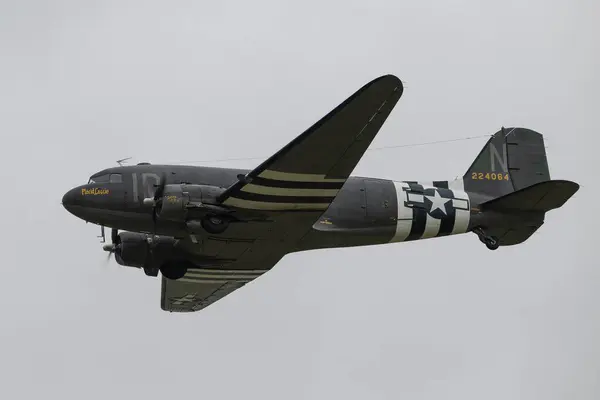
[62,74,579,312]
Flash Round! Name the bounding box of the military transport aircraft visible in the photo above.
[62,74,579,312]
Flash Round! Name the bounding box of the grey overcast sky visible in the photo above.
[0,1,597,399]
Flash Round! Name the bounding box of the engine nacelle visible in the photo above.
[155,184,227,221]
[114,232,178,269]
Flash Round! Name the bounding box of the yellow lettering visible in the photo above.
[470,172,511,181]
[81,188,110,195]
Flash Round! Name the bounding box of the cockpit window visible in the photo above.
[88,174,109,184]
[109,173,122,183]
[88,173,122,184]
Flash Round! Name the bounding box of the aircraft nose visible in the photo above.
[62,187,79,211]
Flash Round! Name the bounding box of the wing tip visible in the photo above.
[373,73,403,89]
[368,74,404,101]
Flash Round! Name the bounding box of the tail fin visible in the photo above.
[464,127,550,199]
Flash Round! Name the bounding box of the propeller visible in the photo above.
[146,172,167,232]
[153,172,167,202]
[102,228,121,264]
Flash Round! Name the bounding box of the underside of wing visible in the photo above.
[160,266,272,312]
[218,74,403,212]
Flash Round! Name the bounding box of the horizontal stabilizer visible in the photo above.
[480,179,579,212]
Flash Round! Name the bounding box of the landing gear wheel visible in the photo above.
[143,266,159,277]
[473,228,500,250]
[201,214,229,234]
[484,236,500,251]
[160,263,188,280]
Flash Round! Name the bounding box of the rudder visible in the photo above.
[464,127,550,199]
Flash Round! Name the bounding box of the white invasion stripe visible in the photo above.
[223,197,330,210]
[421,214,441,239]
[177,277,254,284]
[184,269,268,276]
[451,189,471,234]
[241,184,339,197]
[452,208,470,234]
[184,273,261,280]
[390,181,413,242]
[448,177,465,191]
[420,181,433,188]
[185,270,265,277]
[259,170,346,183]
[407,192,423,204]
[452,198,469,210]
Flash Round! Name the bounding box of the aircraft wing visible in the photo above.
[162,75,403,312]
[160,262,277,312]
[218,74,403,212]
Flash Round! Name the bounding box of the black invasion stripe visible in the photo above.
[436,187,456,236]
[433,181,449,189]
[232,190,335,204]
[405,182,427,241]
[406,208,427,241]
[250,176,344,189]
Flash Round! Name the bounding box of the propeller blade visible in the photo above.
[153,172,167,201]
[111,228,118,244]
[97,225,106,243]
[101,229,119,267]
[150,172,167,229]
